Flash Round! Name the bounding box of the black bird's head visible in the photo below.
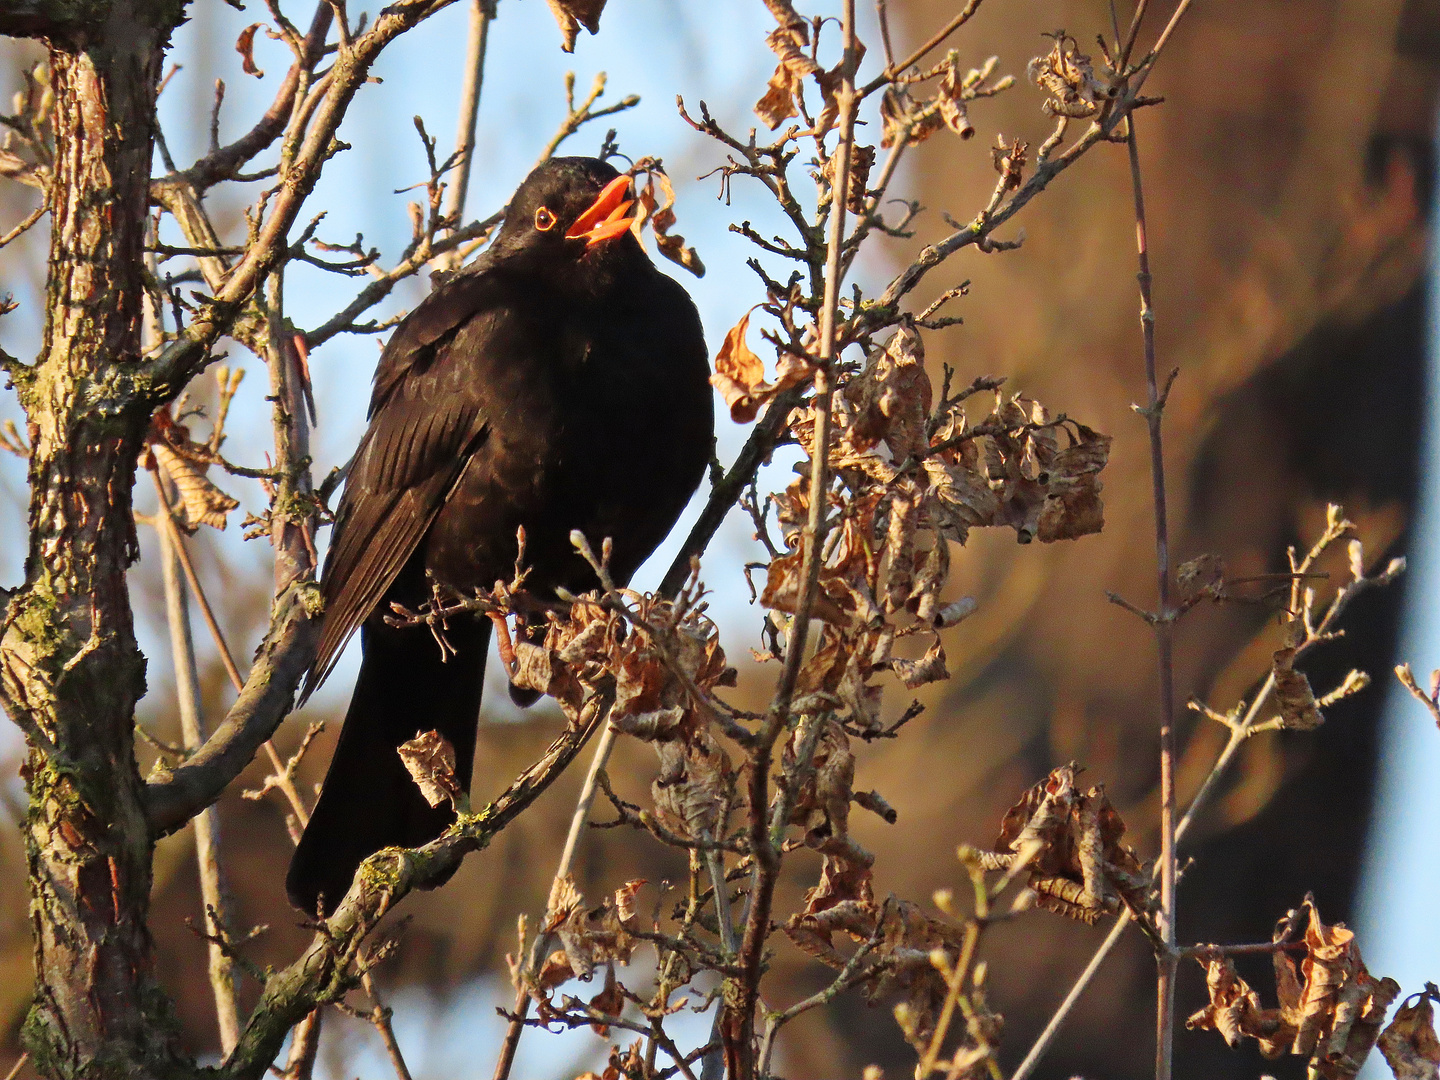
[493,157,644,286]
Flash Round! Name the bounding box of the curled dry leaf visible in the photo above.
[982,763,1151,924]
[534,873,637,1002]
[396,730,461,810]
[1272,628,1325,731]
[824,144,875,214]
[1027,31,1108,118]
[1178,553,1227,601]
[991,135,1028,191]
[631,164,704,277]
[755,14,824,130]
[588,966,623,1036]
[1186,899,1401,1079]
[545,0,605,52]
[1378,988,1440,1080]
[710,309,813,424]
[236,23,265,78]
[889,638,949,689]
[151,441,241,531]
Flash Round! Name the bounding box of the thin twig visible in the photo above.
[152,477,313,828]
[727,5,862,1076]
[360,970,413,1080]
[438,0,495,271]
[1124,95,1179,1080]
[154,471,241,1054]
[491,720,619,1080]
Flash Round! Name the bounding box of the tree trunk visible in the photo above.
[0,5,184,1075]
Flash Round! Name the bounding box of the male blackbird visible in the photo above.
[286,157,713,914]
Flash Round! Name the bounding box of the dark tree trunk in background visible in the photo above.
[0,3,184,1074]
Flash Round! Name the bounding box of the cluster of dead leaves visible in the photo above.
[1026,31,1111,119]
[753,3,860,136]
[574,1041,645,1080]
[527,874,645,1022]
[510,582,739,843]
[746,327,1108,741]
[879,53,1015,149]
[1186,899,1414,1080]
[977,763,1152,925]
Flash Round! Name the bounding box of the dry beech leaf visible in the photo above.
[151,440,240,532]
[1027,31,1107,118]
[236,23,265,77]
[1187,899,1401,1079]
[1379,990,1440,1080]
[1178,553,1227,600]
[985,763,1151,924]
[755,21,821,129]
[535,874,637,998]
[890,638,949,689]
[588,967,623,1036]
[1273,639,1324,731]
[710,310,812,424]
[545,0,605,52]
[613,879,646,924]
[632,167,704,277]
[396,729,461,809]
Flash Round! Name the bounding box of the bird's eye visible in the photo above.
[534,206,557,231]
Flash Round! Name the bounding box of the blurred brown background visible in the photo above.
[0,0,1435,1077]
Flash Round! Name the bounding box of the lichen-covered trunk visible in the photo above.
[0,13,183,1077]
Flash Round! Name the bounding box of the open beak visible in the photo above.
[565,175,638,247]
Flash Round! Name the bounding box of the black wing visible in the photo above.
[304,265,510,696]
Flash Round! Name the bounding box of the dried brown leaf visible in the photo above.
[889,638,949,689]
[396,729,461,809]
[711,310,812,424]
[1178,553,1227,600]
[1185,958,1290,1051]
[545,0,604,52]
[236,23,265,78]
[588,967,623,1036]
[152,441,239,532]
[1379,992,1440,1080]
[1273,643,1324,731]
[1027,32,1106,118]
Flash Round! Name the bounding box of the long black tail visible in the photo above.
[286,615,490,914]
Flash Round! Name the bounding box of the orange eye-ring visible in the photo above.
[534,206,557,231]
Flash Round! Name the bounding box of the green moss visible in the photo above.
[295,580,325,618]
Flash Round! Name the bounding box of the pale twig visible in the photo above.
[533,72,640,169]
[729,4,861,1074]
[491,720,620,1080]
[151,476,313,829]
[1123,103,1179,1080]
[438,0,495,271]
[757,906,887,1075]
[0,201,46,250]
[860,0,984,96]
[278,1010,321,1079]
[154,472,241,1054]
[360,970,413,1080]
[1394,663,1440,730]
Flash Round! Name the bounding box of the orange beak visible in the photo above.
[565,175,638,247]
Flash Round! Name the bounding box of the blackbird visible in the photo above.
[286,157,713,914]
